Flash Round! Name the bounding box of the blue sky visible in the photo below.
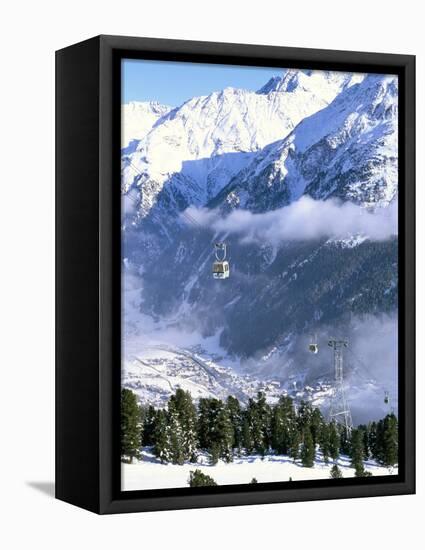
[122,59,283,107]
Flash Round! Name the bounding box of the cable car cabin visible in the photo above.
[213,261,230,279]
[308,343,319,354]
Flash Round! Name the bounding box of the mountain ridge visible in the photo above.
[121,70,366,228]
[120,69,399,404]
[211,74,398,213]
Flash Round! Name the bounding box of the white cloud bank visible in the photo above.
[183,197,398,245]
[122,189,140,217]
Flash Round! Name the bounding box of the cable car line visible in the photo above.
[123,159,202,227]
[122,155,231,279]
[347,347,397,406]
[305,340,397,408]
[123,157,145,180]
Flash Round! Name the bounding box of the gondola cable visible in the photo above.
[123,156,230,279]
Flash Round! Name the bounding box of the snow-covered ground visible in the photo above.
[122,449,396,491]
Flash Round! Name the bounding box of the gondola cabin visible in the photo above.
[213,261,230,279]
[309,343,319,354]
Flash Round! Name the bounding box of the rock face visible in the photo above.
[213,75,398,213]
[121,70,364,225]
[121,69,398,380]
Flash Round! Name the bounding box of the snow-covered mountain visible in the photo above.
[121,71,398,332]
[122,101,171,149]
[257,68,363,97]
[121,70,365,224]
[120,69,398,420]
[213,74,398,213]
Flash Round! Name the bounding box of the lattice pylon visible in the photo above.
[328,339,353,435]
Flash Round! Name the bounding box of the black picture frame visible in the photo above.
[56,34,415,514]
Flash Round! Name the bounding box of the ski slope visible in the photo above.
[122,449,396,491]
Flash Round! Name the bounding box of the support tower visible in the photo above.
[328,339,353,435]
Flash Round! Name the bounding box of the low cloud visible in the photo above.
[122,189,139,217]
[184,196,398,245]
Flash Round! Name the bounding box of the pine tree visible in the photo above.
[153,409,169,463]
[328,421,340,462]
[318,422,330,463]
[286,397,298,452]
[289,429,301,462]
[198,398,219,452]
[226,396,243,454]
[368,415,398,466]
[310,408,323,447]
[249,392,271,457]
[142,405,158,446]
[198,398,212,450]
[198,398,233,463]
[216,405,234,463]
[169,389,198,461]
[209,443,220,465]
[167,403,185,465]
[368,421,378,460]
[339,425,351,455]
[330,464,343,479]
[188,469,217,487]
[271,395,295,455]
[250,477,258,484]
[373,418,385,463]
[382,413,398,466]
[297,401,314,432]
[359,424,370,460]
[121,388,142,462]
[241,413,254,454]
[301,428,315,468]
[350,428,365,477]
[271,404,286,454]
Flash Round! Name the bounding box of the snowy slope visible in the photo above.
[214,74,398,212]
[122,450,396,490]
[121,101,171,149]
[121,70,365,222]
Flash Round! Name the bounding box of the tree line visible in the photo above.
[121,387,398,477]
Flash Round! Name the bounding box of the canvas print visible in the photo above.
[120,59,399,491]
